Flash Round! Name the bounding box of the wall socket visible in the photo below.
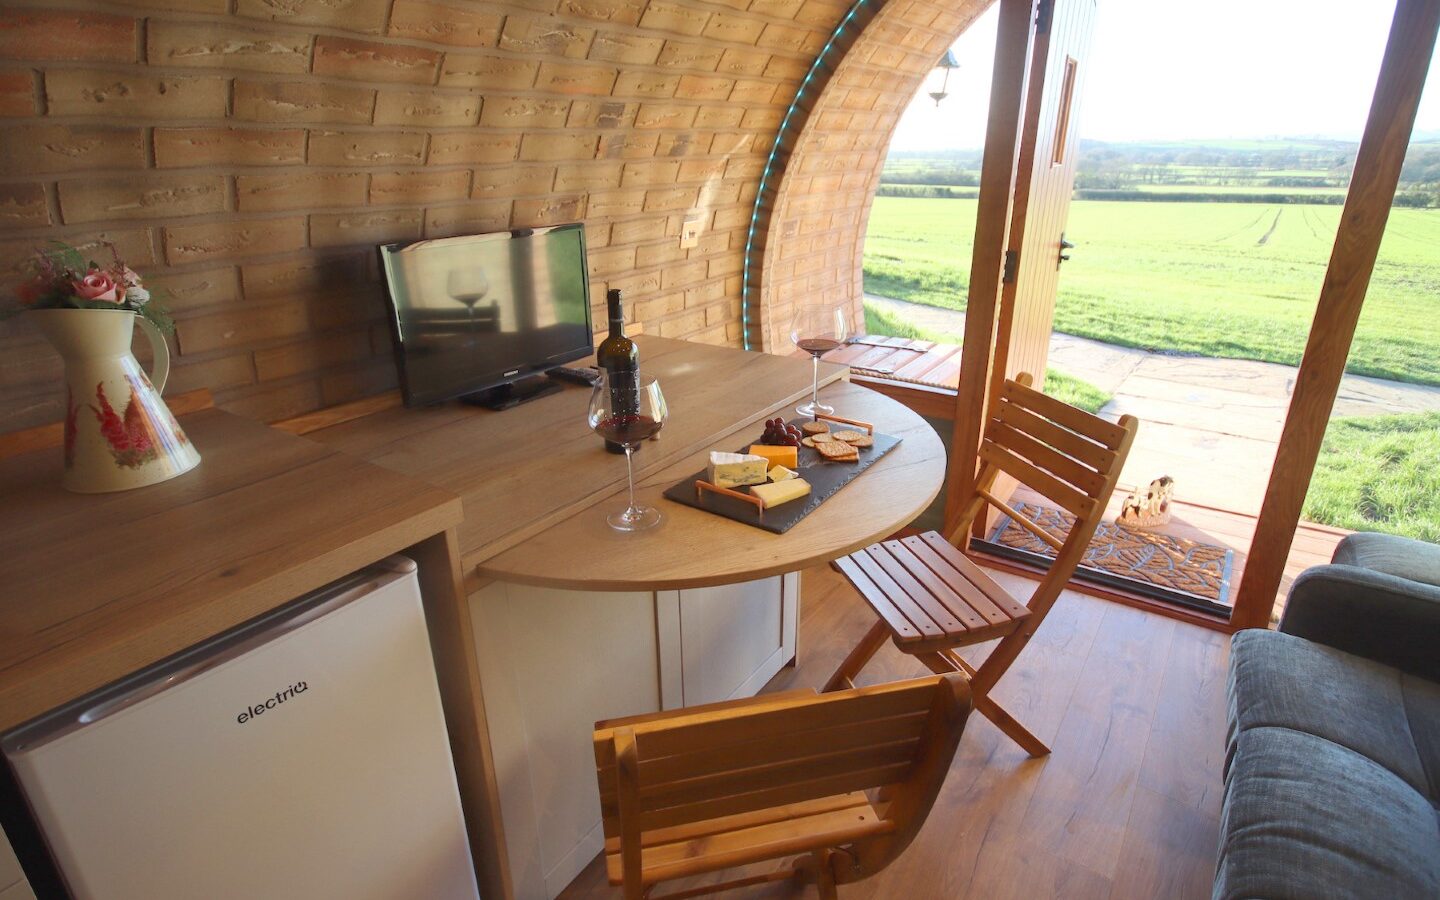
[680,215,703,249]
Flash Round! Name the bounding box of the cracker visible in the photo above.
[831,429,866,442]
[815,440,859,461]
[801,421,830,435]
[844,435,874,448]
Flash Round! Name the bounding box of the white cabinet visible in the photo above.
[470,573,799,900]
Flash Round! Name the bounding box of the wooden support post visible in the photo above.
[944,0,1040,533]
[1232,0,1440,630]
[987,0,1055,411]
[407,530,515,900]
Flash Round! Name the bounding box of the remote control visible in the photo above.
[547,365,602,387]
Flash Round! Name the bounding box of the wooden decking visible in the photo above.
[559,562,1229,899]
[820,335,964,390]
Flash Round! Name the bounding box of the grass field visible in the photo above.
[1304,413,1440,541]
[863,196,1440,386]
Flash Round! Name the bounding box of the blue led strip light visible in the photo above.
[740,0,875,351]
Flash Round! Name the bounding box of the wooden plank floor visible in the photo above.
[558,562,1228,900]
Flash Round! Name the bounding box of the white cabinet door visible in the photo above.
[470,581,664,900]
[470,572,799,900]
[666,572,799,707]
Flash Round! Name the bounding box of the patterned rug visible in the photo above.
[987,502,1234,604]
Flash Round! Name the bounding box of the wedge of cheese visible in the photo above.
[750,477,811,509]
[747,444,799,470]
[768,465,797,483]
[706,451,769,489]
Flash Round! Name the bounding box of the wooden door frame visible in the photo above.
[1232,0,1440,629]
[944,0,1042,533]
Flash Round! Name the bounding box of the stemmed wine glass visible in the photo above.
[790,302,849,417]
[447,267,490,342]
[589,372,668,532]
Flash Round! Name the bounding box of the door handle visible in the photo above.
[1058,233,1075,266]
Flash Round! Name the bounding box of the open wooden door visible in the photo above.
[946,0,1097,529]
[993,0,1095,392]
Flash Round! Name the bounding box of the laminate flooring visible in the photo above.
[558,562,1229,900]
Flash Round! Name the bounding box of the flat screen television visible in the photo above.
[379,224,594,408]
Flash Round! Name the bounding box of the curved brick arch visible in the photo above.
[749,0,992,351]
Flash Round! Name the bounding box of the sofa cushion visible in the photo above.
[1221,630,1440,900]
[1215,725,1440,900]
[1332,531,1440,589]
[1227,630,1440,800]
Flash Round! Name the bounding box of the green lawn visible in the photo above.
[863,196,1440,386]
[862,302,1111,415]
[1304,412,1440,541]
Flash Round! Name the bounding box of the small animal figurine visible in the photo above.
[1118,475,1175,529]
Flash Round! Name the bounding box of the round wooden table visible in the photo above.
[477,380,947,590]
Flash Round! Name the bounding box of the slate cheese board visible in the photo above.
[661,419,902,533]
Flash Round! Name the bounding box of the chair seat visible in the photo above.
[834,531,1031,652]
[604,792,892,886]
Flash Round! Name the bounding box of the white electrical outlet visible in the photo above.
[680,216,703,249]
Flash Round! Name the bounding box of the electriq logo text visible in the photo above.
[236,681,309,724]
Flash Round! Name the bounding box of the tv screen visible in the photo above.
[380,224,594,406]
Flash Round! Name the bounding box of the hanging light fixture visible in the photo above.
[927,50,960,106]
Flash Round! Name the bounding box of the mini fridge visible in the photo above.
[2,555,481,900]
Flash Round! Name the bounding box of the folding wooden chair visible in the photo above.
[592,674,972,899]
[822,373,1138,757]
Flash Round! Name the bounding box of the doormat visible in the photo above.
[986,502,1234,606]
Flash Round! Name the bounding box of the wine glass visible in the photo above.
[589,372,668,532]
[447,267,490,337]
[790,302,849,417]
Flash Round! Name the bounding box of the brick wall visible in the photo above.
[0,0,858,429]
[755,0,988,350]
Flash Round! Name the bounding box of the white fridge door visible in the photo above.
[4,559,479,900]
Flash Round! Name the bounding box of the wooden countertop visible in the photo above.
[307,337,946,592]
[0,408,462,732]
[307,336,850,575]
[479,379,946,590]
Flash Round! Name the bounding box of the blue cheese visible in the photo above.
[768,465,798,483]
[706,452,769,489]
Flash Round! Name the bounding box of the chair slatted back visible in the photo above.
[593,677,970,845]
[949,372,1137,565]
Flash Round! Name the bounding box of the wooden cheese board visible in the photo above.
[661,417,902,533]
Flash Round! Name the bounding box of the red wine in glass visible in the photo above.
[795,337,843,355]
[593,414,662,446]
[588,373,668,531]
[790,305,849,417]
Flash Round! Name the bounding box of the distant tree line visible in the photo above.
[876,185,980,199]
[884,139,1440,207]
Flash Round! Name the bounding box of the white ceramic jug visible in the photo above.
[31,308,200,493]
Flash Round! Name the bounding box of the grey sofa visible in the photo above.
[1216,532,1440,900]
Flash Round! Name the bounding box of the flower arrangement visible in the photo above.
[8,241,172,331]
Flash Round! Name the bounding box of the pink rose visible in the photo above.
[72,271,119,303]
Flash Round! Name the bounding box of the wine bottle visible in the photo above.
[596,288,639,454]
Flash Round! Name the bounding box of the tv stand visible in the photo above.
[459,375,562,411]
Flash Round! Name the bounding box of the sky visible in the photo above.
[889,0,1440,151]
